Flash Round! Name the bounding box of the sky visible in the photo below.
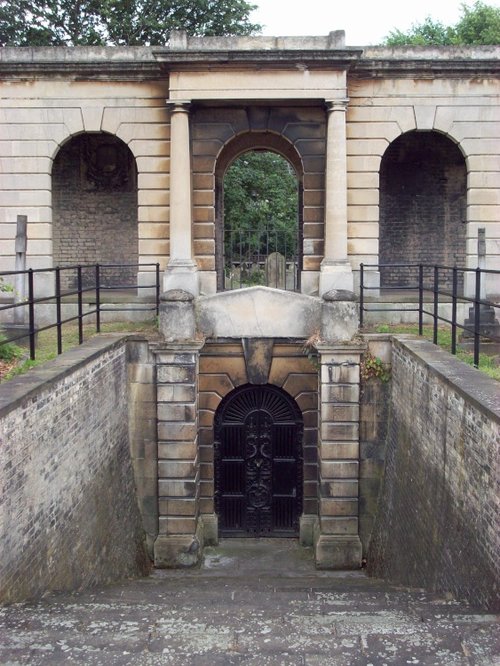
[250,0,498,45]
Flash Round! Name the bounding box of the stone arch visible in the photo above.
[379,130,467,288]
[214,132,304,291]
[52,131,138,287]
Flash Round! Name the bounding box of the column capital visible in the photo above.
[326,98,349,113]
[166,100,191,114]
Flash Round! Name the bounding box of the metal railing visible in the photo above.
[360,263,500,368]
[224,228,299,291]
[0,263,160,360]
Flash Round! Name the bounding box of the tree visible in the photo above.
[223,151,299,265]
[384,1,500,46]
[0,0,261,47]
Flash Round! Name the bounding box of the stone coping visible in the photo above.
[393,335,500,421]
[0,334,145,417]
[0,43,497,79]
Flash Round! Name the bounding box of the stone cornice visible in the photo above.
[152,48,363,71]
[0,44,498,81]
[352,46,500,79]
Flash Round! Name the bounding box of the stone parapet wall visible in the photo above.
[0,335,150,605]
[368,336,499,611]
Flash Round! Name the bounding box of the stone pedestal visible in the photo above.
[314,343,364,569]
[154,341,204,568]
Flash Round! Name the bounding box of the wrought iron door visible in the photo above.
[214,385,303,537]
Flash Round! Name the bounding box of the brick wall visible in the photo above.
[0,336,150,604]
[52,134,138,288]
[368,337,499,611]
[379,132,467,288]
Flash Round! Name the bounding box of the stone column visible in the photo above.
[163,101,199,296]
[154,341,204,567]
[319,99,353,296]
[315,343,363,569]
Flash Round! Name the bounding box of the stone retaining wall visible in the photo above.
[0,336,150,604]
[368,336,499,611]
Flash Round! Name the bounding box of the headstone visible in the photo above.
[266,252,285,289]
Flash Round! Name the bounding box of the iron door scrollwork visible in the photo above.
[214,384,303,537]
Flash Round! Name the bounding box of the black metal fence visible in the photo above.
[224,228,299,290]
[0,263,160,361]
[360,263,500,368]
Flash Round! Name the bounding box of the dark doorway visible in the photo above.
[379,131,467,289]
[214,384,303,537]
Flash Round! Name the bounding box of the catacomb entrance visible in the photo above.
[214,384,303,537]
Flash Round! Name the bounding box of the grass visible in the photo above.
[0,320,157,382]
[370,323,500,381]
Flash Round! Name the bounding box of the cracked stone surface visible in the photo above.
[0,540,498,665]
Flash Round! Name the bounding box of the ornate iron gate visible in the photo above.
[214,384,303,537]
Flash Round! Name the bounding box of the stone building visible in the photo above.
[0,34,498,568]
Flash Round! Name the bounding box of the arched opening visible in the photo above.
[52,133,138,288]
[214,384,303,537]
[215,133,303,292]
[379,131,467,288]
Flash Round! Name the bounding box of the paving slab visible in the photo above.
[0,539,498,665]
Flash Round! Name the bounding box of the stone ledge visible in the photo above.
[393,336,500,420]
[0,334,146,417]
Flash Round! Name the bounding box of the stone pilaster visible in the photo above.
[315,343,364,569]
[319,99,353,296]
[154,341,204,567]
[163,100,199,296]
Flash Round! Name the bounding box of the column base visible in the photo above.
[200,513,219,546]
[319,261,354,296]
[163,261,200,297]
[299,515,318,547]
[154,534,202,568]
[314,534,362,570]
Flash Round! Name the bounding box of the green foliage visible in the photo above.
[0,0,261,47]
[223,151,299,262]
[0,277,13,293]
[0,333,24,362]
[360,352,391,383]
[384,2,500,46]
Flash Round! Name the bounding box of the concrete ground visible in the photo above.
[0,540,498,666]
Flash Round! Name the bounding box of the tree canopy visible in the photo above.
[224,151,299,262]
[384,1,500,46]
[0,0,261,47]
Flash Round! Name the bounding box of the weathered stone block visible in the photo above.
[154,535,202,568]
[320,498,358,516]
[320,461,359,479]
[315,535,362,569]
[320,442,359,460]
[158,480,197,497]
[157,461,197,479]
[157,422,197,441]
[158,441,197,460]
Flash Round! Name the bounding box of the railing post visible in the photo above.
[451,266,458,356]
[433,265,439,345]
[55,267,62,355]
[359,263,364,328]
[155,263,160,317]
[27,268,35,360]
[474,267,481,368]
[418,264,424,336]
[95,263,101,333]
[77,265,83,345]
